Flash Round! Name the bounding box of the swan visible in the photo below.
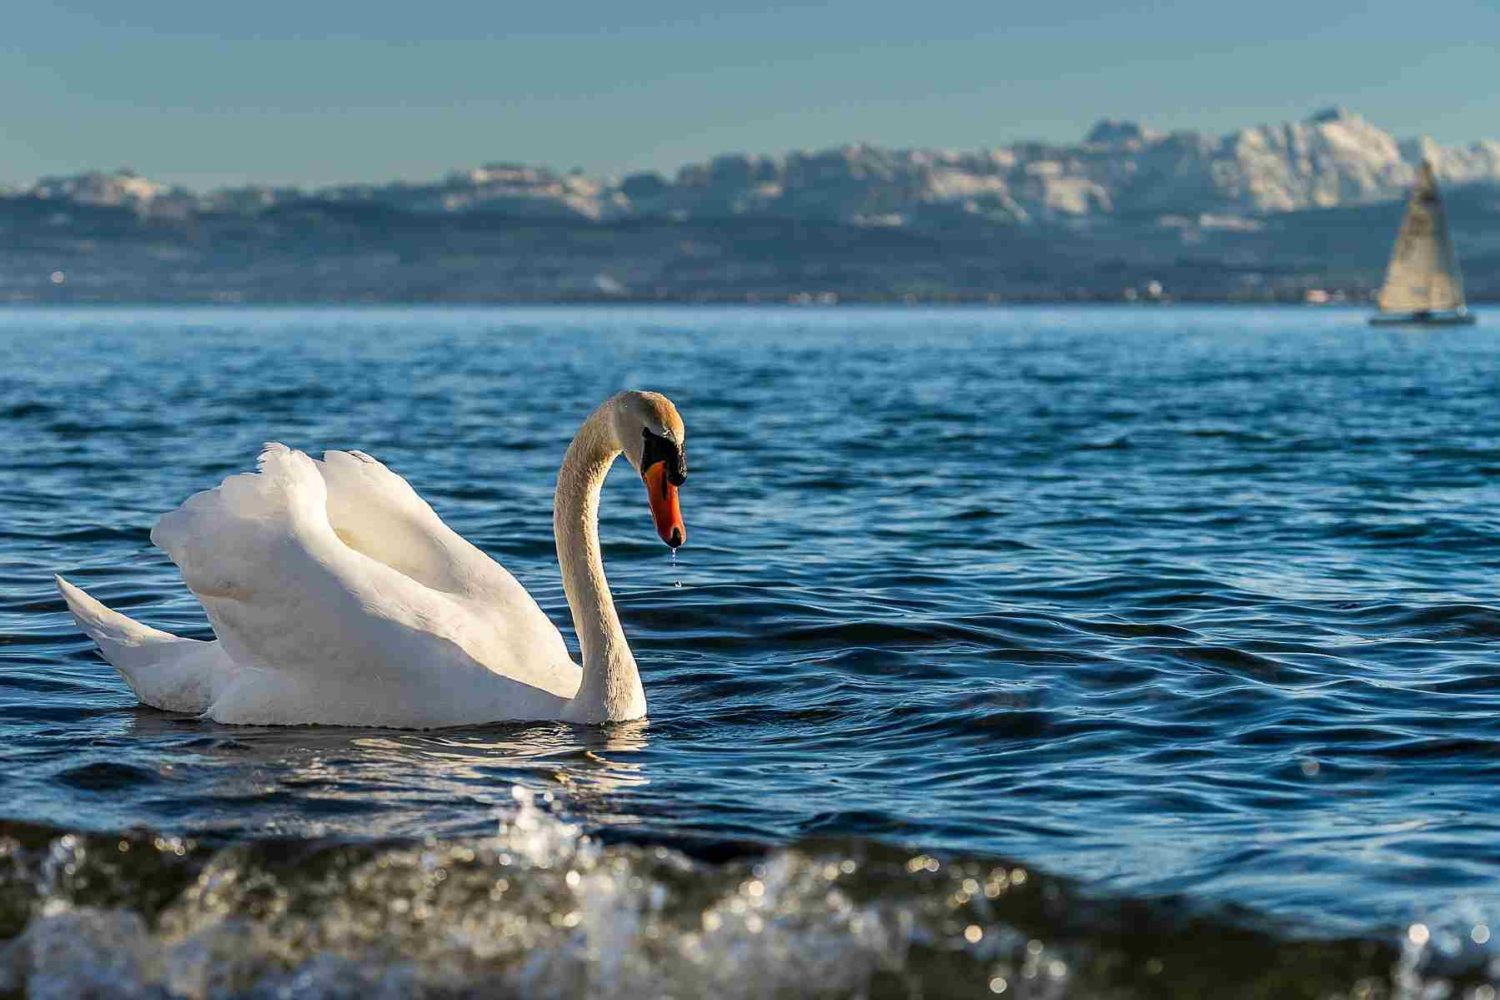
[54,390,688,727]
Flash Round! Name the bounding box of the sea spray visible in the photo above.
[0,809,1480,999]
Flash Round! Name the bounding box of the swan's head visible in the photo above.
[613,390,687,549]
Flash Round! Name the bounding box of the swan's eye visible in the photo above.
[642,427,686,485]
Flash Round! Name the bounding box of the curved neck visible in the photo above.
[554,399,646,723]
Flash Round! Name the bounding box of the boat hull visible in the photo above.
[1369,310,1477,327]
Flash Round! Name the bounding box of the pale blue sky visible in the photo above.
[5,0,1498,189]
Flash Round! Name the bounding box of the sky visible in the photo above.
[5,0,1499,190]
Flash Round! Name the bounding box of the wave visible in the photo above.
[0,792,1486,999]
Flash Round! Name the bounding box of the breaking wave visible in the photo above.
[0,791,1493,999]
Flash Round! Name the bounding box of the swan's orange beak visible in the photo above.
[644,462,685,549]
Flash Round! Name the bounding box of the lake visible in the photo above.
[2,305,1498,996]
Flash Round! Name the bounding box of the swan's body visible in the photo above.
[56,391,688,728]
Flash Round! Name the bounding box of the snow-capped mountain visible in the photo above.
[8,109,1500,305]
[28,170,195,213]
[15,109,1499,229]
[616,108,1498,225]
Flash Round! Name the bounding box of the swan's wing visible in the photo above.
[317,447,568,652]
[316,449,477,595]
[150,444,576,725]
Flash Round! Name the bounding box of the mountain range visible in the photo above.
[6,108,1499,303]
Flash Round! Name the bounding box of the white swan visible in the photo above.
[55,390,688,728]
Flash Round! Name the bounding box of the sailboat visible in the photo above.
[1370,160,1476,326]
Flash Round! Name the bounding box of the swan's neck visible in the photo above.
[554,401,646,723]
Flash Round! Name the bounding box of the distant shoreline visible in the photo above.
[0,297,1434,308]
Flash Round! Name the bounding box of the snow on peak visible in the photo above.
[10,111,1499,228]
[30,169,187,211]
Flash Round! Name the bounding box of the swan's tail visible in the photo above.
[55,575,226,713]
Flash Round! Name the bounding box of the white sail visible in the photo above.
[1376,161,1467,314]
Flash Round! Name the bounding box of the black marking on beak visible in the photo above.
[642,427,686,485]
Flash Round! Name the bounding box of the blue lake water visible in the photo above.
[2,305,1499,996]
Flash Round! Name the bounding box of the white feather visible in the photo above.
[62,443,577,726]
